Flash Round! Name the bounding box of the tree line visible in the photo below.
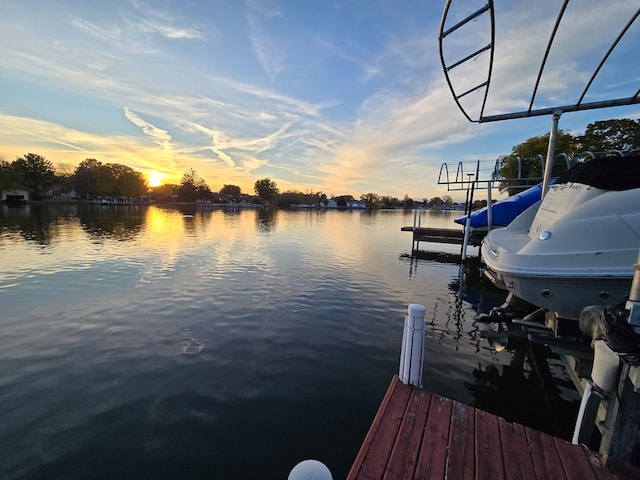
[2,118,638,204]
[498,118,640,195]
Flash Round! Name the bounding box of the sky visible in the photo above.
[1,0,639,201]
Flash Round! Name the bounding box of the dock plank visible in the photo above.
[349,376,634,480]
[499,418,537,480]
[401,226,486,246]
[347,377,411,479]
[475,409,504,480]
[446,400,475,479]
[383,389,431,479]
[414,391,452,479]
[525,427,567,480]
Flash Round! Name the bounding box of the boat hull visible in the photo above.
[481,178,640,320]
[483,266,633,320]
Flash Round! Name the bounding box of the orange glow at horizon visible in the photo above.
[147,171,165,188]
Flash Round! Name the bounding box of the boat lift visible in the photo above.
[429,154,572,260]
[440,0,640,467]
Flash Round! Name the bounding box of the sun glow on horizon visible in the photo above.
[147,171,165,188]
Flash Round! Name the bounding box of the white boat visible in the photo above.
[481,156,640,321]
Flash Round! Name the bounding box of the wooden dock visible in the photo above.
[401,226,486,247]
[347,375,636,480]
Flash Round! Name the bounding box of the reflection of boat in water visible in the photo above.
[482,156,640,321]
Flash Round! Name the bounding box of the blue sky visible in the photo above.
[1,0,638,200]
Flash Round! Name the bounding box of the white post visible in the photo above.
[487,181,493,231]
[542,110,562,199]
[572,340,619,445]
[288,460,332,480]
[399,304,426,387]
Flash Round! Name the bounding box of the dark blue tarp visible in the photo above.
[454,183,544,228]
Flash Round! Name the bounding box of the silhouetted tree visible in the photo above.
[254,177,279,205]
[13,153,56,200]
[220,184,241,195]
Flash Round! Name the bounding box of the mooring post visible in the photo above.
[288,460,332,480]
[399,304,426,387]
[572,340,619,445]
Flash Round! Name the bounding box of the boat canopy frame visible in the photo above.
[438,0,640,124]
[439,1,640,199]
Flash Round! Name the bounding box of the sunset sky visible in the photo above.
[1,0,638,200]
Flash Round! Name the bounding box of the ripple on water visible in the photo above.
[156,337,205,357]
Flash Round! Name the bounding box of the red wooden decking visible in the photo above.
[348,375,634,480]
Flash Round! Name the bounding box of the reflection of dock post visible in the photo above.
[411,208,424,254]
[399,304,426,387]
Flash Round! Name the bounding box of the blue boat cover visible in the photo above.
[454,183,544,228]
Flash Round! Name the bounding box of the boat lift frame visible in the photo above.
[439,1,640,466]
[439,0,640,199]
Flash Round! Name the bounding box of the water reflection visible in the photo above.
[465,332,578,438]
[1,204,78,245]
[1,206,581,479]
[256,208,276,232]
[78,205,146,241]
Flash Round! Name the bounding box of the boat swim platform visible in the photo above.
[348,375,637,480]
[401,226,486,247]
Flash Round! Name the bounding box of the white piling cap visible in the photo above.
[288,460,332,480]
[408,304,426,318]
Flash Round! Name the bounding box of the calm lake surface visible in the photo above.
[0,204,580,479]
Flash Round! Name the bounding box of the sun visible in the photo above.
[147,171,164,188]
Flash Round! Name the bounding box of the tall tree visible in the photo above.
[178,168,210,202]
[576,118,640,153]
[109,163,148,197]
[0,159,22,190]
[360,192,380,209]
[220,184,241,196]
[497,131,576,195]
[254,177,279,205]
[73,158,102,197]
[13,153,56,200]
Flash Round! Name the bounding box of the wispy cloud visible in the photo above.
[123,107,174,154]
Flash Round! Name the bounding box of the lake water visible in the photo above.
[0,204,580,479]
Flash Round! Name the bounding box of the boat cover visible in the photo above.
[554,155,640,191]
[454,183,545,229]
[456,155,640,229]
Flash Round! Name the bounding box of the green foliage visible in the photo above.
[380,195,402,208]
[333,194,354,208]
[73,158,102,197]
[178,168,210,202]
[149,184,176,201]
[497,131,577,195]
[276,190,324,207]
[0,159,23,190]
[576,118,640,152]
[220,184,241,196]
[12,153,56,200]
[254,177,279,204]
[497,119,640,195]
[360,192,380,209]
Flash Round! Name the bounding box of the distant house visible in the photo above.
[324,199,338,209]
[2,188,29,203]
[346,200,366,209]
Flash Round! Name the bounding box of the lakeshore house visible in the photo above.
[1,188,29,203]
